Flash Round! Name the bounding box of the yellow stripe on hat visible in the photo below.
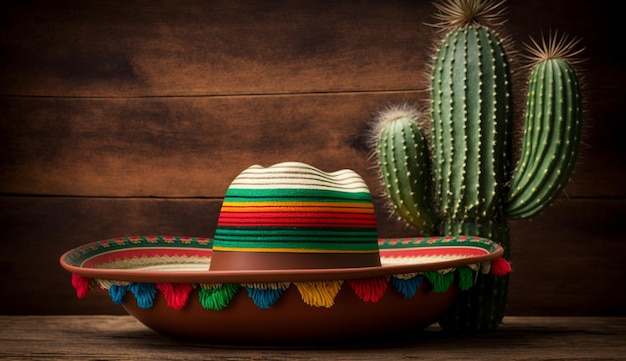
[220,204,375,214]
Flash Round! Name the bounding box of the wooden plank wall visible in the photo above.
[1,0,624,316]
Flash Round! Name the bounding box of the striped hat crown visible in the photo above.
[209,162,381,271]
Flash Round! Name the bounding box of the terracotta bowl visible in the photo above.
[123,281,458,346]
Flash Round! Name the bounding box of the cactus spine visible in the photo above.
[370,0,584,331]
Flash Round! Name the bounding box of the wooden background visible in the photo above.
[1,0,624,316]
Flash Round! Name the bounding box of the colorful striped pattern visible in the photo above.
[213,162,379,254]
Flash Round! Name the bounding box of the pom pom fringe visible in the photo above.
[245,283,289,309]
[199,283,240,311]
[390,274,424,298]
[347,277,388,303]
[424,270,455,293]
[157,283,194,310]
[72,264,509,310]
[294,281,343,308]
[129,283,156,309]
[71,274,91,299]
[108,284,128,304]
[457,267,475,291]
[490,257,512,276]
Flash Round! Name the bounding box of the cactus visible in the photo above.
[370,0,584,332]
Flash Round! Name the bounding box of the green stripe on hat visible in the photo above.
[224,188,374,203]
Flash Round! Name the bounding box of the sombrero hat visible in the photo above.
[60,161,510,346]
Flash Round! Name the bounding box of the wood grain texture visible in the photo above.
[0,316,625,360]
[0,0,435,97]
[0,93,419,197]
[1,0,625,198]
[1,1,620,96]
[1,88,624,198]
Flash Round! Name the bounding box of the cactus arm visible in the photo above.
[504,58,583,218]
[377,112,439,235]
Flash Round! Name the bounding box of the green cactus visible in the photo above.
[504,35,585,218]
[375,104,439,235]
[370,0,584,332]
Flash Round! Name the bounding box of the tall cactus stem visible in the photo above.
[428,20,512,331]
[430,25,512,225]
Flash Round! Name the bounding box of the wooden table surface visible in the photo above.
[1,316,624,360]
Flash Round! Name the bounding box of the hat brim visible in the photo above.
[60,235,507,345]
[60,235,503,284]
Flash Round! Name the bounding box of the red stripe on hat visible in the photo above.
[217,211,376,228]
[218,211,375,220]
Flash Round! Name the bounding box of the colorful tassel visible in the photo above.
[390,274,423,298]
[108,284,128,304]
[198,283,240,311]
[347,277,388,303]
[128,283,157,309]
[457,267,475,291]
[156,283,194,310]
[71,274,91,299]
[294,281,343,308]
[71,262,510,311]
[244,283,289,309]
[424,270,455,293]
[491,257,512,276]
